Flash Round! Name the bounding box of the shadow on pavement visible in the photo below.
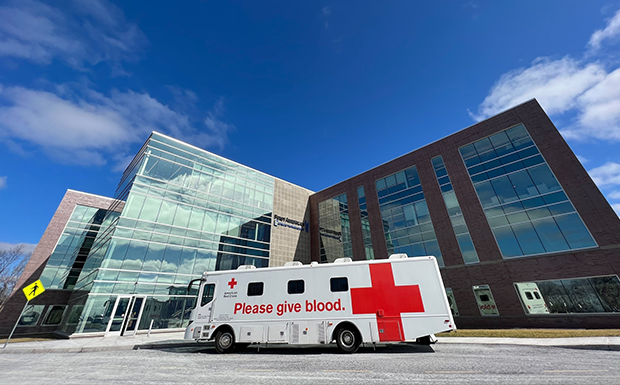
[138,341,435,355]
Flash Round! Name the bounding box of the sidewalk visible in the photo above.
[1,333,619,354]
[0,331,189,354]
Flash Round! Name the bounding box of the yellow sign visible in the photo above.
[23,280,45,301]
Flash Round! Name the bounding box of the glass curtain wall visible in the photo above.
[39,205,109,289]
[375,167,444,266]
[318,193,352,263]
[357,187,374,260]
[68,132,276,334]
[431,156,479,264]
[459,124,596,258]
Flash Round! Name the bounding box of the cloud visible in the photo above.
[469,57,606,121]
[0,176,6,189]
[608,190,620,199]
[588,8,620,53]
[611,203,620,216]
[0,83,235,168]
[322,6,331,28]
[588,162,620,187]
[0,242,37,255]
[471,8,620,143]
[0,0,147,72]
[576,155,589,164]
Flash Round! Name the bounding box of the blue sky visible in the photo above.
[2,0,620,252]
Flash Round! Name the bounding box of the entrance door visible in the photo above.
[105,295,146,336]
[122,296,146,336]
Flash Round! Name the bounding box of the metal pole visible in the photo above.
[3,300,30,349]
[148,319,154,338]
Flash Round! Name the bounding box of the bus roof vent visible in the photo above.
[389,253,409,259]
[310,261,319,266]
[334,257,353,264]
[237,265,257,270]
[284,261,303,267]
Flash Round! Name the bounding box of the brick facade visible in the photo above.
[309,100,620,328]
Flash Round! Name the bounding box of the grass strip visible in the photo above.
[436,329,620,338]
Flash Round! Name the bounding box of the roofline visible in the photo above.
[313,98,539,194]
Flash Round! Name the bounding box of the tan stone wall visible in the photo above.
[269,179,313,267]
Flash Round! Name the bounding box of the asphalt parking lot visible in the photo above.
[1,343,619,385]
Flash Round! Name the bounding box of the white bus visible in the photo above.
[185,254,456,353]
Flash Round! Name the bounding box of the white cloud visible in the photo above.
[0,0,147,71]
[611,203,620,216]
[469,57,606,121]
[588,8,620,52]
[471,8,620,143]
[0,83,235,168]
[589,162,620,187]
[608,190,620,199]
[0,176,6,189]
[0,242,37,255]
[576,155,589,164]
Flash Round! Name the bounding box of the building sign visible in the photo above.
[319,227,342,242]
[274,214,309,233]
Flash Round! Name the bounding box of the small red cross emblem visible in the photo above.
[227,278,238,289]
[350,263,425,342]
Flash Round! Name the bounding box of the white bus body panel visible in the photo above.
[185,256,455,345]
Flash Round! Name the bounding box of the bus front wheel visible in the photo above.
[336,327,360,353]
[214,329,235,354]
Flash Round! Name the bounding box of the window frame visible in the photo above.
[247,282,264,297]
[287,279,305,294]
[41,305,68,326]
[330,277,349,292]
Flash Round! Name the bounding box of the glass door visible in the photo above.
[122,296,146,336]
[106,296,132,336]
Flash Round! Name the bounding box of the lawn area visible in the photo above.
[436,329,620,338]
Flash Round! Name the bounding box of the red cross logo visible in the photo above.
[350,263,425,342]
[227,278,238,289]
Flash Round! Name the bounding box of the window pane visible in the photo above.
[532,218,569,253]
[492,226,522,257]
[512,222,545,255]
[589,276,620,312]
[555,213,596,249]
[491,176,519,204]
[561,278,605,313]
[508,170,538,200]
[473,285,499,315]
[456,234,479,264]
[527,164,561,194]
[330,277,349,292]
[288,280,305,294]
[475,181,499,208]
[247,282,264,296]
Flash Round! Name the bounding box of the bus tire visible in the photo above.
[336,326,360,353]
[214,329,235,354]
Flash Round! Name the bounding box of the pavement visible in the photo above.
[1,332,620,354]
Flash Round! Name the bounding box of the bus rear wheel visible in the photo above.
[214,329,235,354]
[336,327,360,353]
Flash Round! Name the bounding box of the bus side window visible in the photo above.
[330,277,348,292]
[248,282,264,296]
[288,280,305,294]
[201,284,215,306]
[525,292,533,300]
[533,292,541,300]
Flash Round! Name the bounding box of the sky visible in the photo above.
[2,0,620,252]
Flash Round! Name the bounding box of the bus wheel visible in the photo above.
[336,327,360,353]
[214,329,235,354]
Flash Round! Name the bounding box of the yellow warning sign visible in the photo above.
[23,280,45,301]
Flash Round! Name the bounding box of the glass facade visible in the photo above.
[357,186,374,260]
[431,156,479,264]
[515,276,620,315]
[62,132,277,334]
[375,167,444,266]
[459,124,597,258]
[318,193,352,263]
[38,205,109,290]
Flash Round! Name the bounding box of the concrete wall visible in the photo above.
[269,179,313,266]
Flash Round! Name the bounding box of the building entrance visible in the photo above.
[105,295,147,336]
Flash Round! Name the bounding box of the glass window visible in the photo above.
[474,181,499,208]
[18,305,45,327]
[288,280,305,294]
[512,222,545,255]
[457,234,479,264]
[201,283,215,306]
[492,226,522,257]
[532,218,569,252]
[527,164,560,194]
[516,276,620,315]
[491,176,519,204]
[555,213,596,249]
[473,285,499,315]
[445,288,459,316]
[42,305,67,326]
[330,277,349,292]
[247,282,264,296]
